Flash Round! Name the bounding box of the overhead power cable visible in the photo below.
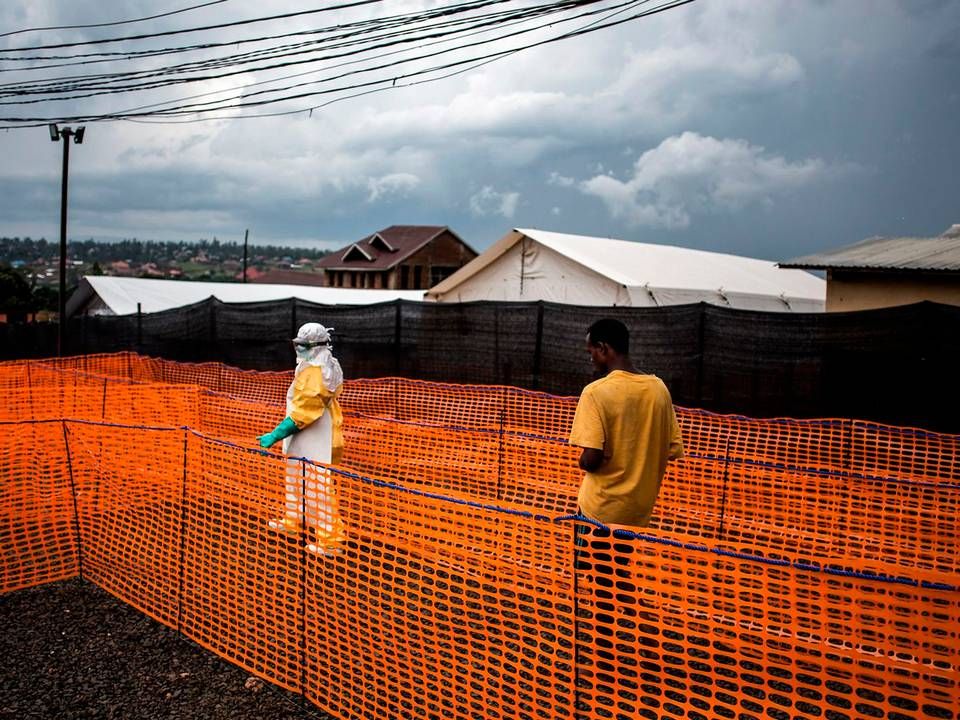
[0,0,698,128]
[0,1,232,39]
[137,0,694,120]
[0,0,589,101]
[0,0,392,53]
[92,3,566,118]
[0,0,687,124]
[0,0,503,69]
[114,0,645,116]
[124,0,692,126]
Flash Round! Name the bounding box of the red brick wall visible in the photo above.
[400,230,477,289]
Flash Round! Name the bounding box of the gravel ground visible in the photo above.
[0,579,330,720]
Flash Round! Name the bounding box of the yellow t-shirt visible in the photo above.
[568,370,683,526]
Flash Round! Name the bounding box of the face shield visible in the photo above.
[292,323,334,362]
[290,323,343,391]
[293,339,329,362]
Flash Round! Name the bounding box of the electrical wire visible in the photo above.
[0,1,603,101]
[118,0,667,127]
[0,0,697,128]
[0,1,232,39]
[0,0,392,53]
[0,0,501,67]
[0,0,684,126]
[121,0,643,116]
[0,0,516,84]
[154,0,691,120]
[91,2,569,118]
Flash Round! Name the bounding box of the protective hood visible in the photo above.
[293,322,343,392]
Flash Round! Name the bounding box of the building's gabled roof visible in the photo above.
[779,225,960,273]
[368,232,394,252]
[428,228,824,302]
[341,243,374,263]
[66,276,424,316]
[316,225,472,271]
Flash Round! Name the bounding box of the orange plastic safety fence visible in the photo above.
[1,421,79,592]
[2,354,958,720]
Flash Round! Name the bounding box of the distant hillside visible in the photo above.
[0,236,332,309]
[0,237,330,265]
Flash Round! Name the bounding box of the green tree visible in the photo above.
[32,285,59,312]
[0,266,35,314]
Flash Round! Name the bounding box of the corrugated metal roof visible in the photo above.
[780,225,960,272]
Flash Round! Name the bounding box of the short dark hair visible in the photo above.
[587,318,629,355]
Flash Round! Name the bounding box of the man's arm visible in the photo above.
[570,388,605,472]
[579,447,605,472]
[668,404,684,460]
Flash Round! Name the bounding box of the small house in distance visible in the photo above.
[316,226,477,290]
[426,228,825,311]
[780,224,960,311]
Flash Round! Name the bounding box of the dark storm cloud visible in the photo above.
[0,0,958,256]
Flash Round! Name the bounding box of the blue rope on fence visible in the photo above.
[603,525,958,591]
[341,412,960,490]
[344,409,573,445]
[6,413,958,593]
[685,450,960,490]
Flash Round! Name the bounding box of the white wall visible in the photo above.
[432,237,632,305]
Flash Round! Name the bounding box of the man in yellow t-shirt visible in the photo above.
[569,318,683,527]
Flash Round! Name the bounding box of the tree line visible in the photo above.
[1,236,330,265]
[1,236,332,317]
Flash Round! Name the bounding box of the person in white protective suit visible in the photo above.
[257,322,346,556]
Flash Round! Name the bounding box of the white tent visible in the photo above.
[67,276,425,316]
[426,228,825,311]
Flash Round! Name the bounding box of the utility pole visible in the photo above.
[49,123,85,357]
[242,228,249,283]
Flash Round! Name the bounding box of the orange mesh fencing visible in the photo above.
[2,353,958,720]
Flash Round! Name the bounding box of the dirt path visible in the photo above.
[0,579,329,720]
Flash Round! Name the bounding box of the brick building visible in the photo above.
[316,226,477,290]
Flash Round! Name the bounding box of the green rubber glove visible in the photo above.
[258,416,300,448]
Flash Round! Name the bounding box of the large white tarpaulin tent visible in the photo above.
[67,276,425,317]
[426,228,825,311]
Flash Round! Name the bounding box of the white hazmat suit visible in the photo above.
[258,322,346,555]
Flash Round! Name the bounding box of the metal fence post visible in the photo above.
[695,302,706,406]
[494,304,501,385]
[532,301,544,390]
[394,299,403,376]
[717,434,732,541]
[61,421,84,581]
[291,298,298,340]
[136,302,143,353]
[208,299,218,362]
[176,429,189,634]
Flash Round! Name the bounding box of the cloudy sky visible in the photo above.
[0,0,957,258]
